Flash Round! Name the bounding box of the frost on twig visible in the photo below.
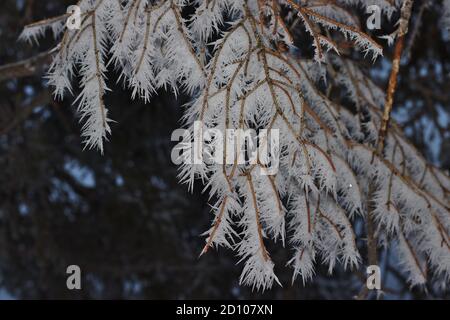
[20,0,450,292]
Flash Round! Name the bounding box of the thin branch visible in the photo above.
[376,0,414,156]
[0,50,54,82]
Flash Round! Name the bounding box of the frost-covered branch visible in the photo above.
[18,0,450,293]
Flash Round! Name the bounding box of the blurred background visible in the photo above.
[0,0,449,299]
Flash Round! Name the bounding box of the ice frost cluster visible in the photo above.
[21,0,450,291]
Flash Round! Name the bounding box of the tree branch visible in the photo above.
[376,0,414,156]
[0,50,53,83]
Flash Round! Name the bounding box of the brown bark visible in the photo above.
[0,50,53,83]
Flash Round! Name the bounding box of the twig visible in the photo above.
[376,0,414,156]
[0,50,53,82]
